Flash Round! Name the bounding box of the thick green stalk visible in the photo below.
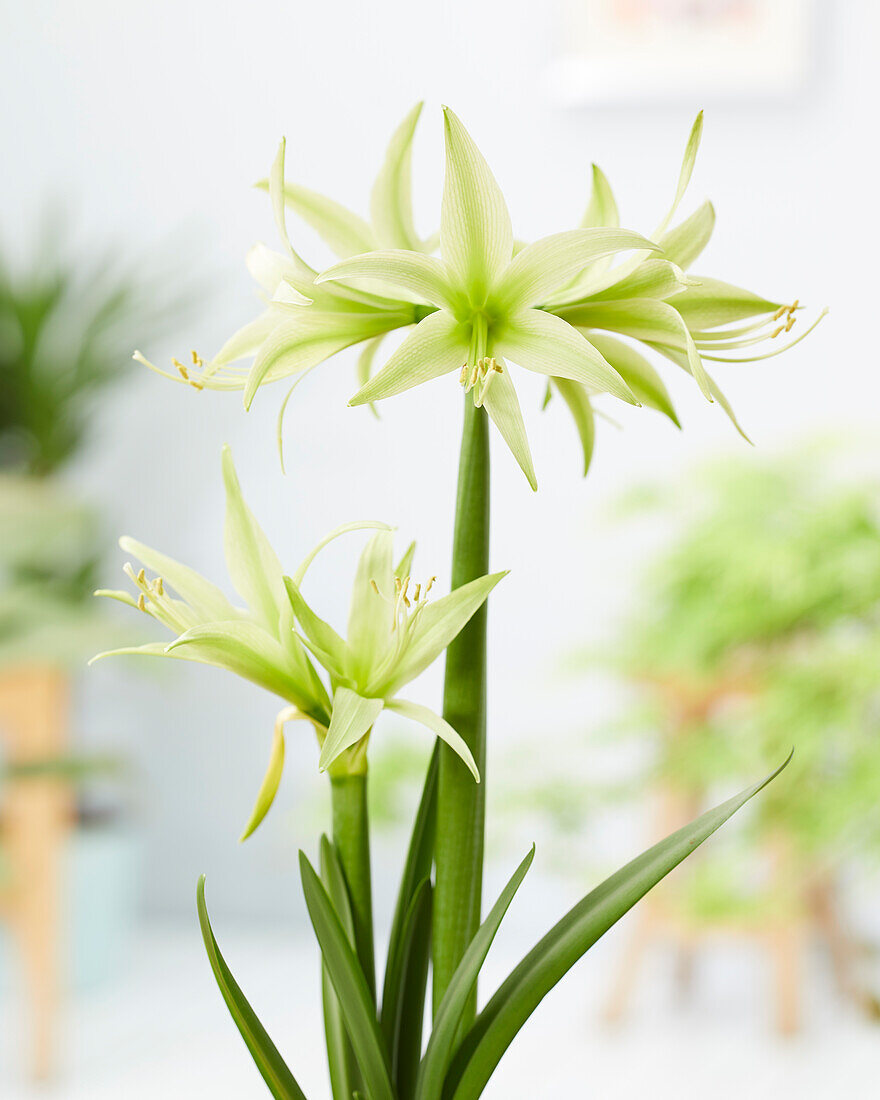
[330,772,376,999]
[432,396,490,1019]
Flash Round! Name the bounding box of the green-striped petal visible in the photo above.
[318,250,458,310]
[319,687,384,772]
[371,102,425,251]
[482,363,537,491]
[384,699,479,782]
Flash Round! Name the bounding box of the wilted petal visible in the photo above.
[440,107,513,304]
[496,309,637,405]
[385,698,479,782]
[349,309,467,406]
[319,687,384,772]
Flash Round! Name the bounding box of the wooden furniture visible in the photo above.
[0,664,71,1080]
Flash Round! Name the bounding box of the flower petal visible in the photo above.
[482,362,537,491]
[647,342,751,442]
[213,310,280,368]
[319,687,384,772]
[118,536,240,621]
[670,277,783,329]
[654,111,703,237]
[658,200,715,270]
[496,309,637,405]
[245,244,313,303]
[268,139,319,290]
[318,250,458,310]
[440,107,513,303]
[497,229,658,310]
[283,576,348,678]
[384,699,479,782]
[551,379,596,476]
[256,180,376,259]
[371,102,425,251]
[559,299,711,400]
[383,571,507,694]
[580,164,619,229]
[239,710,289,842]
[586,259,692,304]
[292,521,394,587]
[221,446,288,632]
[346,531,395,683]
[348,310,467,407]
[586,334,680,427]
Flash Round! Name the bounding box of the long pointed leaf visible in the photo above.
[448,757,791,1099]
[320,836,362,1100]
[196,876,307,1100]
[387,878,433,1099]
[416,847,534,1100]
[299,852,395,1100]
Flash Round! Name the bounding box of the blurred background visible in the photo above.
[1,0,878,1095]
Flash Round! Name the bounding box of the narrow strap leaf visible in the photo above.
[387,878,433,1099]
[447,757,790,1099]
[320,836,361,1100]
[299,852,395,1100]
[196,876,308,1100]
[416,846,534,1100]
[381,745,438,1051]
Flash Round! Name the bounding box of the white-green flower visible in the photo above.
[285,530,505,779]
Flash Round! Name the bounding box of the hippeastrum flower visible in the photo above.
[316,107,665,490]
[133,104,438,421]
[537,112,827,467]
[284,529,505,780]
[91,445,388,837]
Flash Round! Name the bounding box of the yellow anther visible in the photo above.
[137,593,146,611]
[772,306,787,321]
[188,379,205,391]
[370,579,380,595]
[784,314,796,332]
[771,324,784,339]
[155,577,164,595]
[425,576,436,595]
[173,358,190,380]
[413,583,421,602]
[136,568,146,585]
[191,350,201,365]
[395,577,402,593]
[789,299,799,313]
[459,365,469,385]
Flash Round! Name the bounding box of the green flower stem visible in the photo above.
[433,395,490,1020]
[330,771,375,999]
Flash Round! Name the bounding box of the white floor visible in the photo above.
[1,921,878,1098]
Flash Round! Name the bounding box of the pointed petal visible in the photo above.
[654,111,703,237]
[586,334,680,427]
[256,180,377,259]
[385,699,479,782]
[560,299,711,400]
[319,687,384,772]
[221,446,288,631]
[349,310,467,407]
[482,363,537,490]
[346,531,395,681]
[283,576,348,677]
[118,536,239,621]
[245,244,313,303]
[551,379,596,476]
[395,540,416,580]
[357,334,386,419]
[318,250,458,310]
[580,164,619,229]
[88,641,172,665]
[659,200,715,270]
[647,342,751,442]
[670,276,783,329]
[239,711,288,841]
[496,309,637,405]
[268,139,319,289]
[292,521,394,587]
[441,107,513,303]
[384,571,507,693]
[213,310,279,368]
[587,258,692,304]
[497,229,658,309]
[371,102,425,251]
[166,620,317,707]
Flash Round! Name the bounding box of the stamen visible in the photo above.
[413,583,421,602]
[772,306,788,321]
[136,568,146,585]
[370,579,380,595]
[155,577,164,596]
[459,365,469,385]
[771,324,784,338]
[173,358,190,380]
[137,593,146,611]
[784,314,796,332]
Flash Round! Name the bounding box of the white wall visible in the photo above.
[2,0,875,918]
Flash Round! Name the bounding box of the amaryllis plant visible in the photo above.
[102,104,817,1098]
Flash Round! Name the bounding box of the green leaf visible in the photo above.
[372,102,425,251]
[482,361,537,491]
[196,876,307,1100]
[384,877,432,1099]
[299,852,395,1100]
[586,334,680,427]
[349,310,468,407]
[239,715,286,841]
[552,379,596,476]
[319,688,384,772]
[384,699,480,782]
[381,746,438,1068]
[416,846,534,1100]
[446,756,790,1099]
[441,107,513,304]
[319,836,361,1100]
[496,309,637,406]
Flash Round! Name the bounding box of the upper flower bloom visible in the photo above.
[92,446,501,835]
